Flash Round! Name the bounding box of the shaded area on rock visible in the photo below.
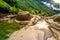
[16,11,33,21]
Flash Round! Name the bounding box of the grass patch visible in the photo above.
[0,21,24,40]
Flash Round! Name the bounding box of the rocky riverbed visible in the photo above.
[0,12,60,40]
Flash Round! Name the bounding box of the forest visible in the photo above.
[0,0,59,15]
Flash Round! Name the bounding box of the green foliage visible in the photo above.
[0,0,10,12]
[0,0,22,13]
[0,0,59,15]
[0,21,24,40]
[15,0,57,16]
[3,0,18,6]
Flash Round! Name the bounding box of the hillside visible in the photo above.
[0,0,59,16]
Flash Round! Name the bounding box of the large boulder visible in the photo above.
[16,11,33,21]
